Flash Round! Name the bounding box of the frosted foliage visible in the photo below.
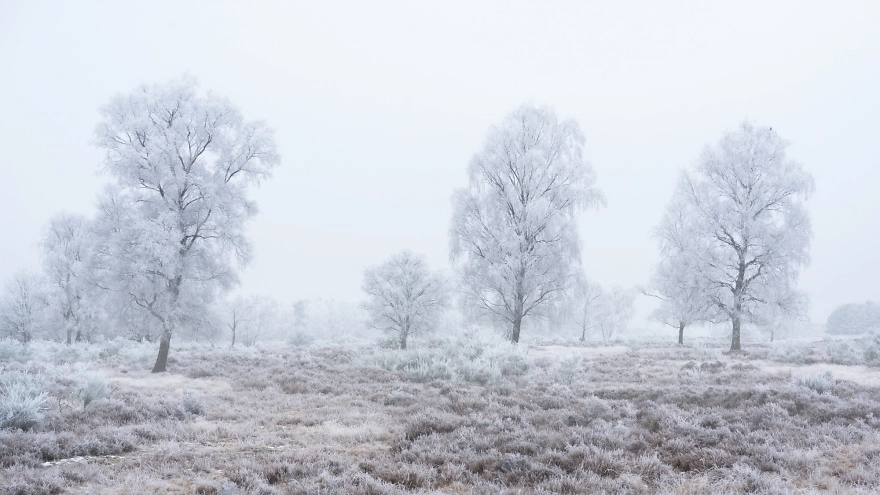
[826,301,880,335]
[450,104,604,342]
[41,213,100,344]
[647,232,714,343]
[362,251,446,349]
[0,271,47,343]
[664,121,813,350]
[92,77,279,370]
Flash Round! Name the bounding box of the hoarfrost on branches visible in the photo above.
[450,104,604,342]
[362,250,447,350]
[666,121,813,350]
[92,77,279,371]
[647,200,716,344]
[40,213,102,344]
[0,271,48,343]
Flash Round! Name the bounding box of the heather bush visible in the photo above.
[0,371,50,430]
[181,389,205,415]
[551,354,582,385]
[369,330,530,384]
[0,338,31,363]
[825,339,863,365]
[36,340,104,364]
[116,340,160,365]
[768,341,815,364]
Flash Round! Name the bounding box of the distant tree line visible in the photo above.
[1,77,826,368]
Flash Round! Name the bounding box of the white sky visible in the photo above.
[1,0,878,327]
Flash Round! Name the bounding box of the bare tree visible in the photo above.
[92,77,279,372]
[224,295,253,347]
[572,278,604,341]
[450,104,604,342]
[362,250,446,349]
[223,294,279,347]
[669,121,813,351]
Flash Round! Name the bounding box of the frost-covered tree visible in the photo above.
[597,286,636,342]
[0,271,48,343]
[362,250,446,349]
[41,213,100,344]
[92,77,279,372]
[757,290,808,342]
[648,201,715,344]
[571,278,604,341]
[450,104,604,343]
[826,301,880,335]
[670,121,813,351]
[223,294,280,347]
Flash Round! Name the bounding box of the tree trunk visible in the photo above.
[399,331,407,350]
[511,281,524,343]
[730,315,742,351]
[151,275,181,372]
[152,329,172,373]
[678,322,685,345]
[511,316,522,343]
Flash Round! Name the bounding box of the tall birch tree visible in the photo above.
[93,77,279,372]
[450,104,604,342]
[668,121,813,351]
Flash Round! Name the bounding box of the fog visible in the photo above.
[1,0,879,325]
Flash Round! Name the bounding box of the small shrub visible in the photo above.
[458,360,501,385]
[287,330,315,347]
[794,371,833,394]
[768,342,815,364]
[680,367,705,382]
[551,355,582,385]
[498,352,529,376]
[404,412,460,441]
[376,335,401,350]
[408,355,453,382]
[77,372,110,409]
[0,339,30,363]
[0,372,50,430]
[99,339,126,359]
[826,340,863,365]
[117,341,157,365]
[181,389,205,415]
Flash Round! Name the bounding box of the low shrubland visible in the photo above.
[0,333,879,494]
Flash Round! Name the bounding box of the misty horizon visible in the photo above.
[2,1,879,326]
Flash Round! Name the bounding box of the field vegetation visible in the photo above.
[2,332,879,494]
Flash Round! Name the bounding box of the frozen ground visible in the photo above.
[1,335,880,494]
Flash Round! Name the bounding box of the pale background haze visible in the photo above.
[1,1,878,329]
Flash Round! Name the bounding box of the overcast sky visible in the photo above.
[1,0,878,327]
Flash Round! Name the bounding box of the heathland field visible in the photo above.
[2,334,880,494]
